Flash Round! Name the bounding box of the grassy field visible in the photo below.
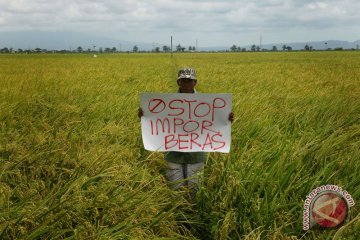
[0,52,359,239]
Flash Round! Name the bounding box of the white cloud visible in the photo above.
[0,0,359,46]
[307,2,328,10]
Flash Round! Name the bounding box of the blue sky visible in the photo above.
[0,0,359,47]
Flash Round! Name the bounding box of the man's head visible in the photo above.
[177,67,197,93]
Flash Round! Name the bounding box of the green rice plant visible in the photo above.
[0,52,359,239]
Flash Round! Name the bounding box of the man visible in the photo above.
[138,67,234,201]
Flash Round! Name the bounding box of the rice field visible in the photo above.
[0,51,359,239]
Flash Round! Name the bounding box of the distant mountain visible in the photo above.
[0,31,359,52]
[0,31,159,51]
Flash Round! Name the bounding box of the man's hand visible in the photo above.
[228,112,234,122]
[138,107,143,118]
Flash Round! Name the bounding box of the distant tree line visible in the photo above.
[0,46,120,54]
[1,43,359,54]
[131,44,196,53]
[0,42,201,54]
[230,45,246,52]
[227,43,360,52]
[228,44,292,52]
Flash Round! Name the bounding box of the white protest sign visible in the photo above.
[140,93,232,152]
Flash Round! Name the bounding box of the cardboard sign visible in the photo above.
[140,93,232,152]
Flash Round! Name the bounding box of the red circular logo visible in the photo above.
[311,193,348,228]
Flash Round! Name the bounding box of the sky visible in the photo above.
[0,0,359,47]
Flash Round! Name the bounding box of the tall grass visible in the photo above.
[0,52,359,239]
